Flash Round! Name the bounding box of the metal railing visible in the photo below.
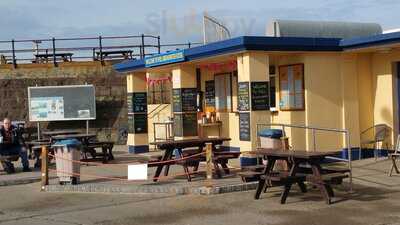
[256,123,353,191]
[0,35,202,68]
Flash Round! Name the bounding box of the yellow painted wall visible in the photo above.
[370,49,400,147]
[357,54,374,142]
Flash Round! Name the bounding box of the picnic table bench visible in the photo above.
[95,50,133,60]
[149,137,238,182]
[249,148,348,204]
[51,133,114,163]
[34,53,73,63]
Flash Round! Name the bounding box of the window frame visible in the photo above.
[214,72,234,113]
[278,63,305,111]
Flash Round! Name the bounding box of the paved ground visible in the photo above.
[2,147,400,225]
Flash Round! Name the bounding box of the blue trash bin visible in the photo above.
[258,129,284,149]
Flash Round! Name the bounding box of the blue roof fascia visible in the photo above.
[242,36,342,51]
[113,59,145,73]
[113,36,342,73]
[340,32,400,50]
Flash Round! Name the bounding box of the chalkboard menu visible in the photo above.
[239,112,251,141]
[181,88,197,112]
[238,82,250,111]
[128,114,147,133]
[132,92,147,113]
[205,80,215,108]
[174,113,198,137]
[172,89,182,112]
[251,82,269,111]
[127,93,133,113]
[128,114,134,133]
[173,88,197,112]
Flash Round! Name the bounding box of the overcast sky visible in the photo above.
[1,0,399,44]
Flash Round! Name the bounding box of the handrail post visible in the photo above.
[52,37,57,67]
[11,39,17,68]
[312,129,316,151]
[99,36,103,62]
[205,142,213,186]
[141,34,145,58]
[157,36,161,54]
[346,131,353,192]
[41,145,49,191]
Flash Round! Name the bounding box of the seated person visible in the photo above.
[0,118,30,173]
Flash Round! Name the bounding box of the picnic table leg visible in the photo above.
[310,161,332,204]
[280,160,301,204]
[176,148,192,182]
[153,148,173,182]
[255,158,276,199]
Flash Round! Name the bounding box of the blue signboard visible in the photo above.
[145,50,185,67]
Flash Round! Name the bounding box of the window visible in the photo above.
[214,73,232,112]
[279,64,304,110]
[147,79,171,104]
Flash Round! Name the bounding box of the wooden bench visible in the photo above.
[307,172,349,186]
[238,165,265,182]
[84,141,114,163]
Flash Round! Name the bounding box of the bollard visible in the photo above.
[205,143,213,182]
[41,145,49,191]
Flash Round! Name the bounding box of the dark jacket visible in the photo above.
[0,125,25,147]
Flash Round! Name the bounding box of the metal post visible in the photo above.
[346,131,353,192]
[41,145,49,191]
[99,36,103,61]
[157,36,161,54]
[11,39,16,68]
[86,120,89,135]
[206,143,213,185]
[312,129,316,151]
[52,37,57,67]
[141,34,145,58]
[37,122,41,141]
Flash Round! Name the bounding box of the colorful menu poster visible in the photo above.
[30,97,64,121]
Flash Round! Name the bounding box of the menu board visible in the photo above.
[238,82,250,111]
[239,112,251,141]
[172,89,182,112]
[181,88,197,112]
[128,114,134,133]
[205,80,215,110]
[173,88,197,112]
[173,113,198,137]
[127,93,133,113]
[132,92,147,113]
[251,82,269,111]
[128,114,148,134]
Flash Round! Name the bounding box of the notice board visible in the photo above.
[28,85,96,122]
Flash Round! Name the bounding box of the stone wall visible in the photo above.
[0,61,127,143]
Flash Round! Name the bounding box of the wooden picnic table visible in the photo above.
[51,133,96,143]
[42,130,81,137]
[149,137,234,182]
[95,50,133,60]
[249,148,345,204]
[34,53,73,63]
